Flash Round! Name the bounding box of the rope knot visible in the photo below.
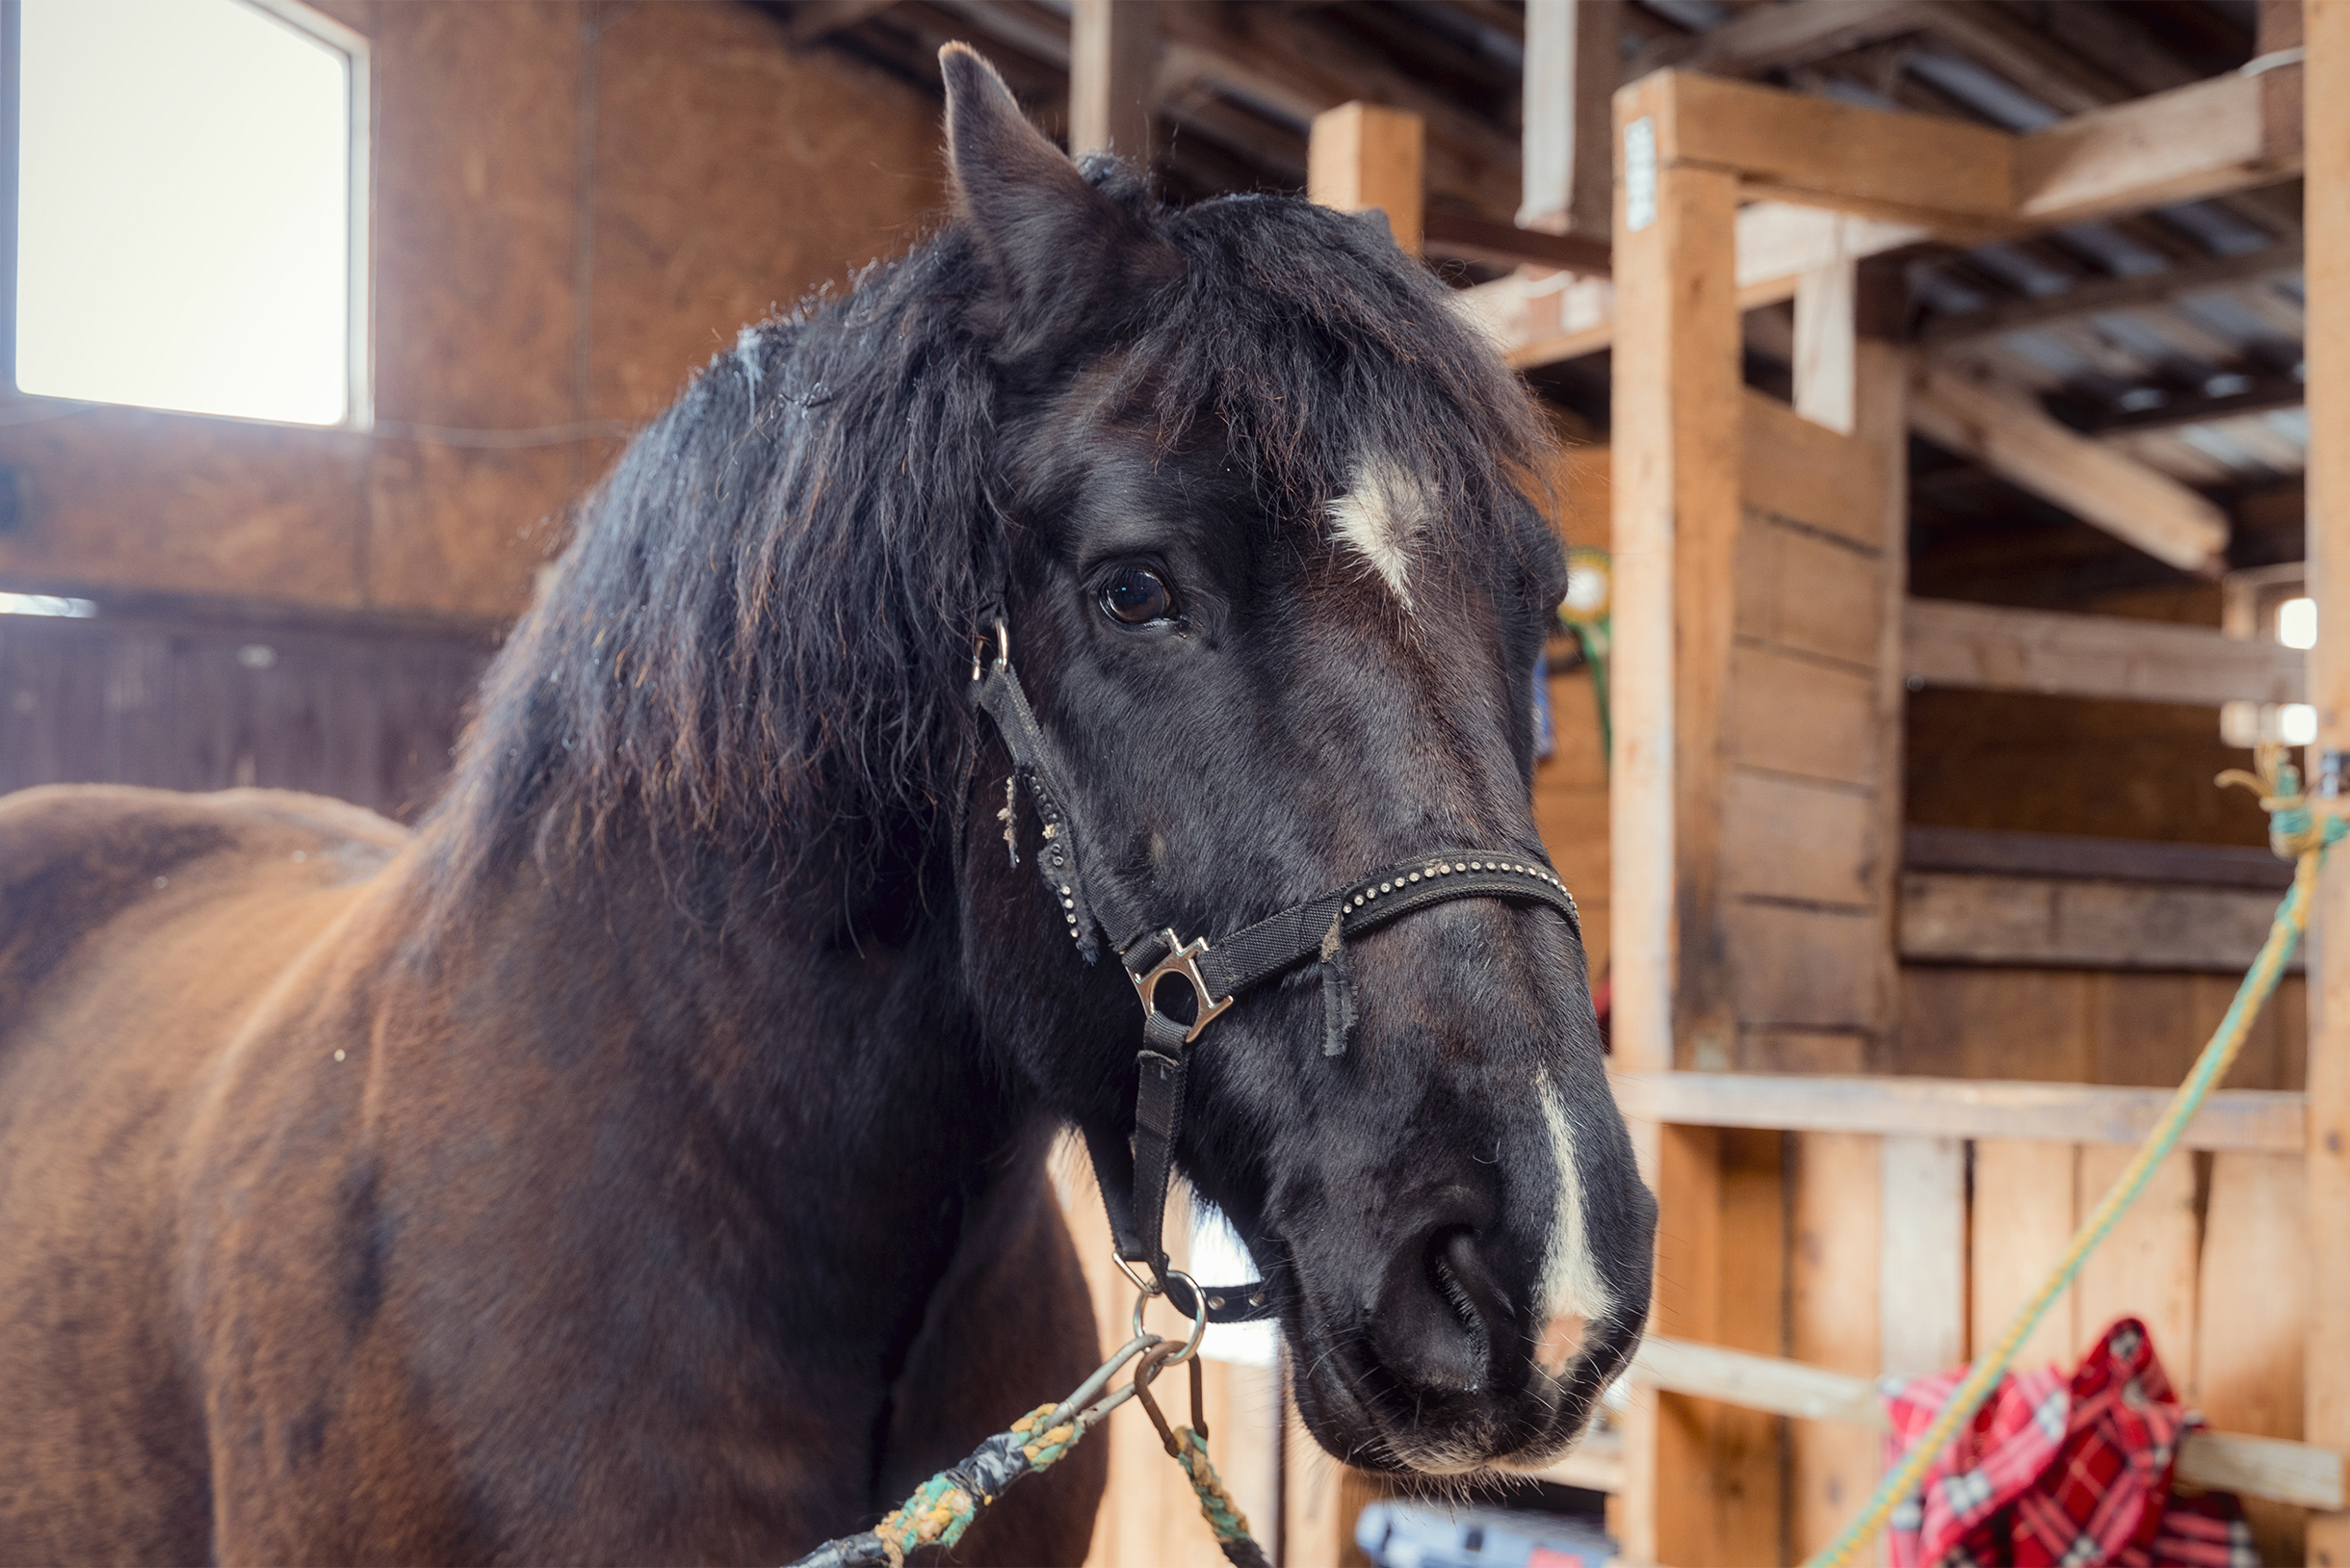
[2217,744,2343,860]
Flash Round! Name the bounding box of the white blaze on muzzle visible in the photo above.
[1534,1067,1613,1372]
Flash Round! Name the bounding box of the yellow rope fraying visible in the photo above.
[874,1475,977,1568]
[1172,1426,1255,1544]
[1804,750,2340,1568]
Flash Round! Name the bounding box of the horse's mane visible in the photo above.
[422,160,1555,918]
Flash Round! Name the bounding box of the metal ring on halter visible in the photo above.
[1132,1267,1211,1364]
[971,617,1011,682]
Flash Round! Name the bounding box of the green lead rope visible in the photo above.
[787,1337,1269,1568]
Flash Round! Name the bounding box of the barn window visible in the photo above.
[7,0,369,427]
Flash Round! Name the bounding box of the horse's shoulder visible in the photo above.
[0,786,410,985]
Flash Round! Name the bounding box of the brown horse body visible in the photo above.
[0,785,1103,1563]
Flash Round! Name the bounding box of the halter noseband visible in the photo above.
[971,617,1581,1325]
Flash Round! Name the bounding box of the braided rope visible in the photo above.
[1804,763,2341,1568]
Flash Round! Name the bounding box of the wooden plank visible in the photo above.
[1899,872,2301,974]
[1068,0,1156,163]
[1904,598,2303,706]
[1909,367,2230,574]
[1919,243,2306,352]
[1518,0,1617,239]
[1629,0,1932,81]
[1421,212,1610,275]
[1790,1131,1884,1561]
[1879,1136,1967,1378]
[1742,389,1888,547]
[2013,67,2306,228]
[1971,1139,2081,1372]
[1903,826,2295,892]
[1721,772,1874,908]
[1709,1129,1789,1564]
[1647,70,2012,227]
[1628,1335,2347,1509]
[2310,4,2350,1561]
[1858,330,1911,1126]
[1609,75,1741,1077]
[1609,1070,2307,1154]
[778,0,898,48]
[1725,644,1877,789]
[2198,1152,2308,1436]
[1726,903,1881,1032]
[2074,1145,2200,1377]
[1306,103,1424,255]
[1794,261,1857,435]
[1735,517,1884,670]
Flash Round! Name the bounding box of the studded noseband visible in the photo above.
[971,618,1582,1325]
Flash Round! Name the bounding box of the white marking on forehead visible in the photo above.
[1536,1068,1614,1329]
[1327,453,1433,609]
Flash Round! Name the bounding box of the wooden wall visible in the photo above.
[0,598,492,820]
[0,0,948,622]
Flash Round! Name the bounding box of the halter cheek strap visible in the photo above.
[972,619,1582,1326]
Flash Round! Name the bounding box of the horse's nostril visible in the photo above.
[1426,1226,1504,1383]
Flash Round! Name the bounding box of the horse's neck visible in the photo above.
[418,843,1021,1375]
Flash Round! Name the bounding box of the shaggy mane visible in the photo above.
[422,160,1557,918]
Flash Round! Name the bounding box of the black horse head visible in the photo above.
[932,50,1655,1475]
[442,43,1652,1481]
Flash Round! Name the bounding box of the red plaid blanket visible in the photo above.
[1884,1318,2257,1568]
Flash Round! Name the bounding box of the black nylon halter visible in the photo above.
[971,619,1581,1325]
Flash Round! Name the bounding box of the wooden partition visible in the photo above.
[1598,44,2340,1568]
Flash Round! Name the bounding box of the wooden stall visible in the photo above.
[1585,16,2348,1566]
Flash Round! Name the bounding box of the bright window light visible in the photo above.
[2279,596,2319,650]
[15,0,362,426]
[2282,703,2319,746]
[0,590,95,617]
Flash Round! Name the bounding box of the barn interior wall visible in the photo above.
[0,0,949,623]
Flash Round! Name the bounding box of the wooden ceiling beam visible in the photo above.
[1627,0,1935,81]
[1919,243,2306,350]
[1909,364,2231,574]
[777,0,901,49]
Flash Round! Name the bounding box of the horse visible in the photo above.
[0,44,1655,1565]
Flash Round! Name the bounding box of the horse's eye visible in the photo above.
[1101,567,1174,626]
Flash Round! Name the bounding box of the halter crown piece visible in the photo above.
[971,614,1582,1324]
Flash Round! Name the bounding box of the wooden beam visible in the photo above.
[1628,0,1932,82]
[1900,871,2305,973]
[778,0,898,48]
[1307,103,1423,255]
[1624,1337,2348,1510]
[1793,260,1856,434]
[2013,66,2307,227]
[1520,0,1618,239]
[2307,6,2350,1565]
[1904,597,2305,706]
[1611,1070,2307,1154]
[1904,825,2295,891]
[1609,70,1742,1077]
[1908,367,2231,573]
[1919,242,2306,351]
[1067,0,1155,162]
[1645,70,2013,229]
[1422,211,1610,275]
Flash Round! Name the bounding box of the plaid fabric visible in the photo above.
[1884,1318,2259,1568]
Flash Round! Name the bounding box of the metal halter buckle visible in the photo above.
[1129,928,1234,1045]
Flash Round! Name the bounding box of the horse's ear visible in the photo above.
[939,42,1176,353]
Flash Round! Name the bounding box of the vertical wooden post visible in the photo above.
[1307,103,1425,255]
[1793,261,1858,435]
[1610,70,1744,1567]
[2306,2,2350,1564]
[1609,75,1740,1076]
[1068,0,1156,163]
[1520,0,1619,238]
